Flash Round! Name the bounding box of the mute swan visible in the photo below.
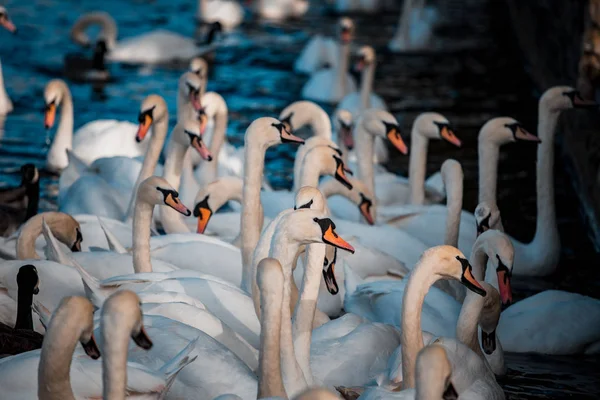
[294,33,338,75]
[279,100,334,141]
[301,18,358,104]
[197,0,244,31]
[58,95,173,220]
[388,0,439,53]
[254,0,309,20]
[0,7,16,34]
[0,265,43,355]
[43,79,151,173]
[336,46,387,117]
[0,6,15,115]
[71,11,222,65]
[0,165,40,237]
[241,117,305,292]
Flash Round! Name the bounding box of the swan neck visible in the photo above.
[292,244,325,386]
[38,310,83,400]
[160,139,190,233]
[443,171,462,247]
[477,138,500,205]
[102,314,134,400]
[133,201,153,273]
[356,125,376,196]
[48,89,74,164]
[401,260,438,389]
[15,286,34,330]
[456,292,485,358]
[336,43,350,95]
[360,63,375,108]
[297,153,324,190]
[409,129,429,205]
[241,140,268,293]
[16,220,43,260]
[126,116,169,221]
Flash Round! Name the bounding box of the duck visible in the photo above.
[43,79,152,173]
[336,46,387,117]
[388,0,439,53]
[63,38,110,83]
[196,0,244,31]
[0,265,43,356]
[254,0,309,21]
[70,11,222,65]
[301,18,358,104]
[0,165,40,237]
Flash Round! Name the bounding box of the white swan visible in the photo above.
[301,18,357,104]
[196,0,244,31]
[336,46,387,117]
[388,0,439,53]
[43,79,153,173]
[0,7,15,115]
[333,108,354,166]
[71,11,221,65]
[294,33,338,75]
[58,95,170,220]
[254,0,309,21]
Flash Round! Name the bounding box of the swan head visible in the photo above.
[17,264,40,295]
[136,94,167,142]
[334,109,354,150]
[484,232,514,309]
[179,72,204,112]
[355,46,376,72]
[474,201,502,236]
[101,290,153,350]
[138,176,191,216]
[43,79,69,129]
[424,245,486,297]
[479,116,540,145]
[304,146,353,190]
[294,186,326,211]
[360,109,408,155]
[198,92,227,135]
[245,117,305,147]
[0,6,16,33]
[540,86,598,113]
[338,17,355,44]
[193,177,242,234]
[414,112,461,147]
[278,100,328,135]
[20,163,39,185]
[415,344,457,400]
[189,57,208,79]
[174,119,213,161]
[54,296,101,359]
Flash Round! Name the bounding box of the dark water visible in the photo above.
[1,0,599,398]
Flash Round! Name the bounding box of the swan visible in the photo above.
[58,95,171,220]
[301,18,358,104]
[43,79,152,173]
[254,0,309,20]
[336,46,387,117]
[279,100,334,141]
[333,109,354,166]
[0,265,43,355]
[388,0,439,53]
[294,33,338,75]
[0,6,15,115]
[0,165,39,237]
[71,11,222,65]
[197,0,244,31]
[0,6,16,34]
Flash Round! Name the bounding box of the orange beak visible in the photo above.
[496,265,513,309]
[194,196,213,234]
[340,125,354,150]
[440,125,461,147]
[198,112,208,135]
[359,198,374,225]
[44,103,56,129]
[386,128,408,155]
[136,113,152,143]
[189,89,202,111]
[165,193,191,216]
[461,264,486,297]
[513,125,541,143]
[0,17,16,33]
[190,135,213,161]
[280,126,305,145]
[323,225,355,254]
[333,156,353,190]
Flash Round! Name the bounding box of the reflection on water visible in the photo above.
[0,0,599,397]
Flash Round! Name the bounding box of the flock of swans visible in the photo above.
[1,1,600,399]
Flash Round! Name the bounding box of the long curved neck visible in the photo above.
[297,154,326,190]
[48,90,74,162]
[443,172,462,247]
[38,312,83,400]
[310,108,333,139]
[102,319,133,400]
[270,237,308,398]
[17,212,65,260]
[160,139,190,233]
[360,63,375,109]
[336,42,350,95]
[456,291,485,358]
[356,125,377,219]
[409,129,428,205]
[477,137,500,205]
[532,109,559,249]
[291,243,324,386]
[198,108,227,184]
[132,201,154,273]
[15,286,34,330]
[125,116,169,221]
[241,140,269,293]
[401,260,439,389]
[258,281,287,399]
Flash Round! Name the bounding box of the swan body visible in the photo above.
[389,1,439,53]
[197,0,244,31]
[0,58,12,115]
[294,35,338,75]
